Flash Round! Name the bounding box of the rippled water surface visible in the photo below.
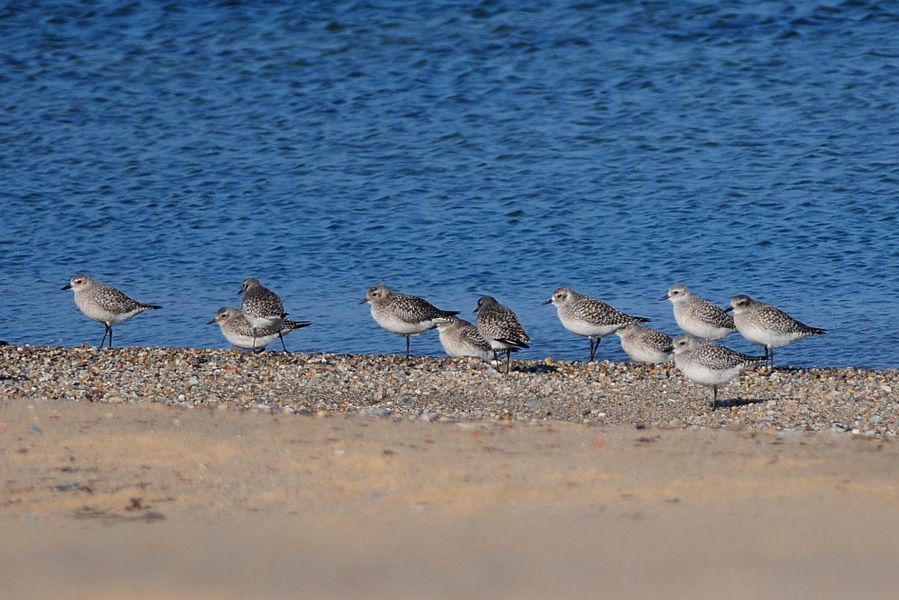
[2,1,898,367]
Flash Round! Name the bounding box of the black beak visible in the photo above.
[473,307,479,314]
[237,288,243,295]
[541,299,552,305]
[659,294,669,301]
[723,306,733,313]
[358,298,367,304]
[207,318,217,324]
[61,284,71,290]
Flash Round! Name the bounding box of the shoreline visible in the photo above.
[2,345,896,435]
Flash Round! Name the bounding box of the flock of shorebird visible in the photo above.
[59,274,826,410]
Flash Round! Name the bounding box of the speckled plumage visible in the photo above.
[435,317,493,361]
[546,286,648,361]
[728,294,825,366]
[662,284,735,341]
[475,295,529,373]
[239,278,285,329]
[672,334,765,409]
[209,307,309,351]
[614,323,673,364]
[62,273,161,348]
[361,284,458,357]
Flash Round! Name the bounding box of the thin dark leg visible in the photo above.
[279,332,289,353]
[505,349,511,374]
[768,347,774,368]
[99,324,109,348]
[589,337,599,362]
[405,335,411,358]
[711,386,718,411]
[252,329,258,351]
[108,325,113,348]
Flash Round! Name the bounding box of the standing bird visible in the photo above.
[614,323,674,364]
[208,307,310,352]
[435,317,494,361]
[727,294,825,367]
[239,278,287,351]
[661,284,736,340]
[672,334,766,410]
[544,287,649,361]
[475,295,530,374]
[360,284,458,358]
[62,273,161,348]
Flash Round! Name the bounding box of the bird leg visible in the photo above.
[279,331,289,353]
[589,337,599,362]
[505,349,512,374]
[405,335,411,359]
[99,324,111,349]
[710,386,718,411]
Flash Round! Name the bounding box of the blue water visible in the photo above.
[2,1,898,368]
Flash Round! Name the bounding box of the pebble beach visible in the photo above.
[3,345,895,436]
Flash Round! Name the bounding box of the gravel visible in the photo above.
[1,345,897,435]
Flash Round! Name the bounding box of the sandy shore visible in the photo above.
[2,346,899,598]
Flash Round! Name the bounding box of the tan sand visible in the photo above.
[2,397,898,599]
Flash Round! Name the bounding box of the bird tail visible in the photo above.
[283,320,311,332]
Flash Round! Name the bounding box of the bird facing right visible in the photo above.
[672,334,766,410]
[727,294,825,367]
[544,287,649,361]
[661,284,736,340]
[475,295,530,374]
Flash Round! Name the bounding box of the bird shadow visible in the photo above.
[512,363,559,374]
[715,397,767,409]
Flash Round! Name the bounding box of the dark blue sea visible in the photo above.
[2,1,898,368]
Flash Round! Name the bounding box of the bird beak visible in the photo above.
[659,294,669,301]
[473,307,479,314]
[237,288,243,295]
[723,306,733,313]
[61,283,71,290]
[541,299,552,305]
[207,318,217,324]
[358,298,368,304]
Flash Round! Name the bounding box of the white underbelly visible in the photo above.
[372,307,433,335]
[559,313,620,338]
[222,329,281,350]
[676,357,744,387]
[621,339,672,364]
[674,310,732,340]
[439,331,492,360]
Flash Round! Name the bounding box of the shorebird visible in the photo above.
[239,278,287,351]
[209,307,310,352]
[435,317,494,361]
[62,273,161,348]
[661,284,736,340]
[360,284,458,358]
[614,323,674,364]
[727,294,826,367]
[672,334,766,410]
[475,295,530,374]
[544,287,649,361]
